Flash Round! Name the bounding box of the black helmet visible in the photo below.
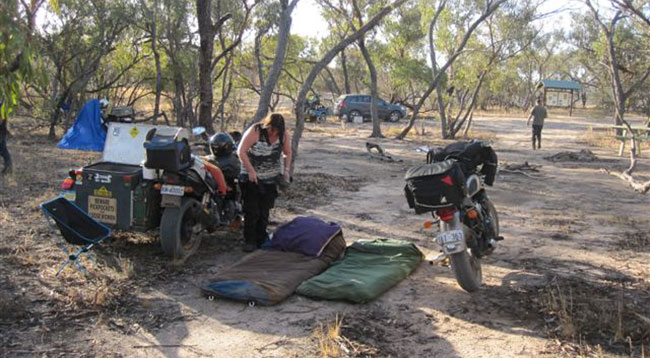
[209,132,235,157]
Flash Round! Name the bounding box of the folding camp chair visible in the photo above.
[40,197,111,276]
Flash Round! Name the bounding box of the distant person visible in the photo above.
[238,113,292,252]
[0,114,12,175]
[526,99,547,150]
[581,92,587,108]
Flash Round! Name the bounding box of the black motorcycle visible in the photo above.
[405,141,502,292]
[143,128,242,260]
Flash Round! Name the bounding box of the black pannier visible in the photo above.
[404,159,466,213]
[426,140,497,186]
[143,129,191,172]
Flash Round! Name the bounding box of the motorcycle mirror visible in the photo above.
[192,126,206,137]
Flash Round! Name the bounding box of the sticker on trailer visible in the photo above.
[93,186,112,198]
[129,126,139,138]
[92,173,112,184]
[88,195,117,225]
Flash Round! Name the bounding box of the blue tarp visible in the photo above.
[57,99,106,151]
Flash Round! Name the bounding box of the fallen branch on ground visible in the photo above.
[499,161,542,178]
[601,123,650,194]
[366,142,402,162]
[600,168,650,194]
[501,161,541,171]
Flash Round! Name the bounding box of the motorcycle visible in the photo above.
[144,127,242,260]
[404,141,502,292]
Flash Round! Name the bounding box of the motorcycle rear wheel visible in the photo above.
[450,250,482,293]
[160,198,202,260]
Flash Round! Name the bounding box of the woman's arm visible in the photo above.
[237,126,260,183]
[282,131,292,180]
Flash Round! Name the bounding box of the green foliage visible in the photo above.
[0,1,41,119]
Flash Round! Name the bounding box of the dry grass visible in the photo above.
[617,231,650,252]
[537,276,650,357]
[464,129,498,142]
[312,314,383,358]
[580,127,621,150]
[382,125,433,139]
[313,315,343,358]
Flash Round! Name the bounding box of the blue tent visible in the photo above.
[57,99,106,151]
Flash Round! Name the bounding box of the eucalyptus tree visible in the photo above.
[435,0,538,138]
[582,0,650,193]
[0,0,47,120]
[251,0,300,124]
[318,0,392,137]
[396,0,507,140]
[39,0,133,138]
[381,3,429,110]
[582,0,650,129]
[159,0,198,127]
[196,0,254,133]
[291,0,408,173]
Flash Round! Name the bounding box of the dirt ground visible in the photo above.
[1,110,649,358]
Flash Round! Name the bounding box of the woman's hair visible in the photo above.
[257,113,285,145]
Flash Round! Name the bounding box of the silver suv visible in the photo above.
[334,94,407,122]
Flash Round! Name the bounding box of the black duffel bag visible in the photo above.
[144,129,192,172]
[404,159,466,214]
[426,140,497,186]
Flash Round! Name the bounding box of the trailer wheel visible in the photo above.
[160,198,202,259]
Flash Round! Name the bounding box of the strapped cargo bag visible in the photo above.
[404,159,466,214]
[143,128,192,172]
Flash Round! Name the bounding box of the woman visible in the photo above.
[238,113,292,252]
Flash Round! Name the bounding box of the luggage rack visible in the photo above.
[40,197,111,276]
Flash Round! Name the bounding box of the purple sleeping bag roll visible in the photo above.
[269,216,342,257]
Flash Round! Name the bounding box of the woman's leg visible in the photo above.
[256,183,278,247]
[0,139,11,174]
[242,181,262,251]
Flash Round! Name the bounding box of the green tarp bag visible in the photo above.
[296,239,423,303]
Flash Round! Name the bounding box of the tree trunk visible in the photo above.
[359,39,382,138]
[196,0,216,133]
[291,0,407,173]
[341,50,351,93]
[323,67,341,96]
[151,0,162,124]
[252,0,299,124]
[436,80,448,138]
[396,0,506,140]
[448,69,488,138]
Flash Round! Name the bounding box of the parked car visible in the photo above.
[334,94,407,122]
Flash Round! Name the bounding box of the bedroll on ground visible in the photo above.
[296,239,423,303]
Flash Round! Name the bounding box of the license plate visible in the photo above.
[161,194,182,207]
[88,195,117,225]
[161,184,184,196]
[436,229,464,245]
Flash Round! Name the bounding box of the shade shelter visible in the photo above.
[537,79,582,116]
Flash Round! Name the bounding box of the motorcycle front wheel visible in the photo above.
[160,197,203,260]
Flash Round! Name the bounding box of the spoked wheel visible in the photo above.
[160,198,203,260]
[317,114,326,123]
[450,250,482,293]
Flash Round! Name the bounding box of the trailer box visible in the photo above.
[75,163,143,230]
[74,122,188,231]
